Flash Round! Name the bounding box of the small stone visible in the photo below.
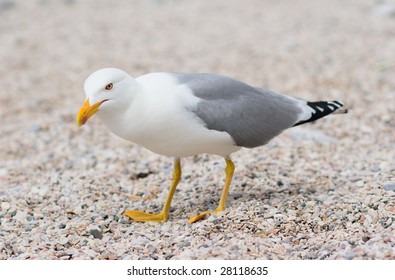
[277,180,284,187]
[58,237,69,245]
[306,252,317,259]
[273,244,285,254]
[147,245,156,254]
[349,176,363,182]
[178,241,190,248]
[345,251,357,260]
[1,202,10,211]
[84,248,97,258]
[58,223,67,229]
[370,164,380,172]
[90,229,103,240]
[383,183,395,191]
[130,238,150,245]
[356,180,364,187]
[319,250,331,259]
[362,236,371,242]
[14,210,28,223]
[33,210,44,220]
[29,124,42,133]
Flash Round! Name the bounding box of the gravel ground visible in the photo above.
[0,0,394,260]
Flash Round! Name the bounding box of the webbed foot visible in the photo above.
[125,210,168,223]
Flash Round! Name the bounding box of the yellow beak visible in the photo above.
[76,98,107,127]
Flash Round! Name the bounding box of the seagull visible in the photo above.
[76,68,347,223]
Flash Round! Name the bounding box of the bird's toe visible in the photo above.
[125,209,168,223]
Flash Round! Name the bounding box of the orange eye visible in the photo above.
[105,83,113,90]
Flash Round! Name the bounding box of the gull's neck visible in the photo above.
[97,80,145,141]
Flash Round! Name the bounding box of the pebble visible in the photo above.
[83,248,97,259]
[345,252,357,260]
[90,229,103,240]
[13,210,28,223]
[356,180,364,188]
[58,237,69,245]
[130,238,150,245]
[273,244,285,254]
[1,202,11,211]
[178,241,191,248]
[383,183,395,191]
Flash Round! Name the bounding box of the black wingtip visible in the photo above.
[293,100,345,127]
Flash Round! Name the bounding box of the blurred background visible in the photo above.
[1,0,394,167]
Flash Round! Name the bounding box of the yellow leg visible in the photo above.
[189,158,235,223]
[125,158,181,223]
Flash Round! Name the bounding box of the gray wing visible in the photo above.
[172,73,303,148]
